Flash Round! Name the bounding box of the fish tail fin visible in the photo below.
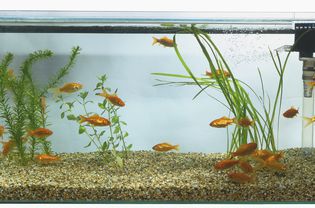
[250,120,255,126]
[48,88,61,98]
[303,117,313,127]
[152,37,159,45]
[232,118,238,125]
[174,145,180,151]
[96,89,108,98]
[79,115,87,124]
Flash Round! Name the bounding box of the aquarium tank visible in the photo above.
[0,11,314,202]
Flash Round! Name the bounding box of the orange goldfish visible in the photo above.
[7,68,15,79]
[40,96,46,113]
[0,125,5,137]
[238,160,254,173]
[28,128,53,139]
[152,36,174,47]
[214,159,239,170]
[228,172,253,183]
[210,116,235,128]
[1,140,14,156]
[96,89,125,107]
[231,142,257,157]
[283,107,299,118]
[306,81,315,87]
[79,114,111,126]
[236,117,255,128]
[205,69,230,78]
[35,154,60,164]
[152,143,179,152]
[251,149,273,161]
[264,156,286,171]
[49,82,83,97]
[303,116,315,127]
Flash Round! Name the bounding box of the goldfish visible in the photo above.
[96,89,125,107]
[49,82,83,97]
[152,36,174,47]
[205,69,230,78]
[283,107,299,118]
[231,142,257,157]
[235,117,255,128]
[79,114,111,126]
[306,81,315,87]
[210,116,235,128]
[40,96,46,113]
[0,125,5,137]
[7,68,15,79]
[238,160,254,173]
[214,159,239,170]
[28,128,53,139]
[35,154,60,164]
[152,143,179,152]
[264,156,286,171]
[1,140,14,156]
[251,149,273,161]
[303,116,315,127]
[228,172,253,183]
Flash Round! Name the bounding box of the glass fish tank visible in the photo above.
[0,11,314,203]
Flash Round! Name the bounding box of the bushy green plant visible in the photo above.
[153,25,291,153]
[0,46,81,165]
[57,74,131,167]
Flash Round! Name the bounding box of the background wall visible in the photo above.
[0,33,307,153]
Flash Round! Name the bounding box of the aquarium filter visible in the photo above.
[293,23,315,147]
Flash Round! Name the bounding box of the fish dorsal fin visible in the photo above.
[90,114,99,118]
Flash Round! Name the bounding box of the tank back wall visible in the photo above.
[0,32,303,153]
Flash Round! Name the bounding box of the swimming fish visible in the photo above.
[79,114,111,126]
[283,107,299,118]
[7,68,15,79]
[238,160,254,173]
[306,81,315,87]
[231,142,257,157]
[303,116,315,127]
[28,128,53,139]
[251,149,274,161]
[205,69,230,78]
[49,82,83,97]
[0,125,5,137]
[228,172,253,183]
[1,140,14,156]
[40,96,46,113]
[214,159,239,170]
[35,154,60,164]
[236,117,255,128]
[152,36,174,47]
[96,89,125,107]
[152,143,179,152]
[210,116,235,128]
[264,156,286,171]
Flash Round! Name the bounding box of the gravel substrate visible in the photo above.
[0,148,314,202]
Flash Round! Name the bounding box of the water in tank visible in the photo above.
[0,11,314,202]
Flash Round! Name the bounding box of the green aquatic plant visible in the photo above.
[0,46,81,165]
[153,25,291,153]
[57,74,131,167]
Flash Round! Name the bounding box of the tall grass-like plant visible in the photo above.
[153,26,291,153]
[0,46,81,165]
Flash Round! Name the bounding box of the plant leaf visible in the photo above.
[67,114,77,120]
[84,141,92,148]
[79,126,86,134]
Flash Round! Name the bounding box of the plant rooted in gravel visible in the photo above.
[57,74,131,167]
[0,47,81,165]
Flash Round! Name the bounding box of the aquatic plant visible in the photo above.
[0,46,81,165]
[153,25,291,153]
[57,74,131,167]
